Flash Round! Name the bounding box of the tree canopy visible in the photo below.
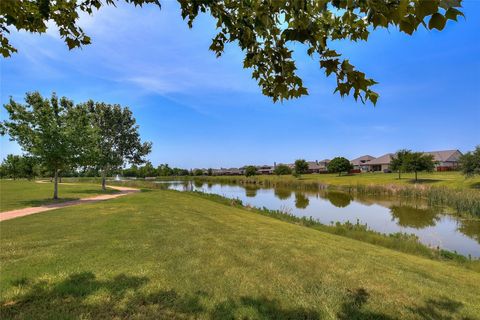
[294,159,309,174]
[273,164,292,175]
[244,165,257,177]
[459,146,480,177]
[403,152,435,181]
[2,92,92,198]
[390,149,411,179]
[0,0,464,103]
[81,100,152,190]
[327,157,352,176]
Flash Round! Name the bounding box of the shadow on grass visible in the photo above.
[470,182,480,189]
[18,198,80,208]
[1,276,472,319]
[406,179,442,184]
[16,189,120,208]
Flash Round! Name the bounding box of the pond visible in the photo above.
[158,180,480,258]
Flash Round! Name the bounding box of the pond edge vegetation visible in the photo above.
[185,176,480,218]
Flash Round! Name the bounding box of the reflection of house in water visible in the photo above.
[295,192,309,209]
[389,205,440,228]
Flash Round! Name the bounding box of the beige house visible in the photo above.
[424,150,462,170]
[350,155,375,172]
[366,153,394,172]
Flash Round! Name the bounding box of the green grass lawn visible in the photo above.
[1,189,479,319]
[184,171,480,190]
[0,180,118,212]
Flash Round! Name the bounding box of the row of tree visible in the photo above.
[1,92,151,199]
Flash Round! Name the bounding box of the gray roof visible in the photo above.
[367,153,393,165]
[350,155,375,166]
[424,150,462,162]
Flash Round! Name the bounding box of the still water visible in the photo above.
[160,181,480,258]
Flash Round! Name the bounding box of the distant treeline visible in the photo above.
[0,156,194,179]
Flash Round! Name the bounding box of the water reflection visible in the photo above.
[245,186,259,197]
[294,192,309,209]
[458,219,480,244]
[323,191,352,208]
[274,188,292,200]
[390,205,440,228]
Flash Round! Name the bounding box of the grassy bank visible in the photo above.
[1,189,480,319]
[187,191,480,270]
[0,180,118,212]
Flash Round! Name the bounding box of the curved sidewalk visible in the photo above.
[0,186,139,222]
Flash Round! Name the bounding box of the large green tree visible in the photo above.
[390,149,411,179]
[294,159,309,175]
[403,152,435,181]
[327,157,353,176]
[1,92,92,199]
[273,164,292,175]
[0,0,464,103]
[82,101,152,190]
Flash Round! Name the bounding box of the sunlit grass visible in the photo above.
[1,190,479,319]
[0,180,118,212]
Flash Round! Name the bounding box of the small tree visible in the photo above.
[244,166,257,177]
[138,161,156,178]
[327,157,353,176]
[1,154,21,180]
[404,152,435,182]
[193,169,204,176]
[2,92,90,199]
[273,164,292,175]
[459,146,480,177]
[294,159,309,175]
[18,155,38,180]
[83,101,152,190]
[390,149,411,180]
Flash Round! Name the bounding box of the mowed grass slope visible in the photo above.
[1,190,479,319]
[0,180,118,212]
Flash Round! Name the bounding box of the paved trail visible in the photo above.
[0,186,139,222]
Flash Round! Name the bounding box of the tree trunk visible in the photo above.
[398,170,401,180]
[53,169,59,199]
[101,170,107,191]
[415,170,418,182]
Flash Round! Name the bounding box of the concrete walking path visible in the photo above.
[0,186,139,222]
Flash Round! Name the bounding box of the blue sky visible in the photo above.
[1,1,479,168]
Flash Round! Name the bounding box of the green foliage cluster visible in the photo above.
[1,92,150,198]
[1,0,464,103]
[294,159,308,175]
[327,157,353,175]
[244,165,257,177]
[390,150,435,181]
[0,154,40,180]
[273,164,292,175]
[459,146,480,177]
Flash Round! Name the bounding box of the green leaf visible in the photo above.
[428,13,447,30]
[399,20,415,35]
[445,7,464,21]
[416,0,439,19]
